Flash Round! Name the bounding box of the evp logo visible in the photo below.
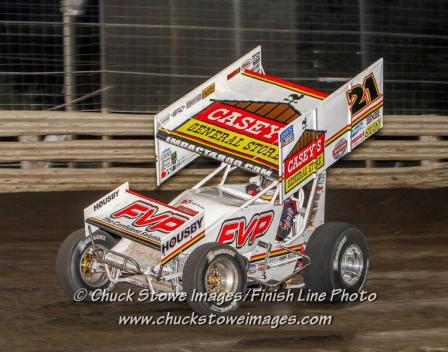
[217,211,274,248]
[111,201,188,234]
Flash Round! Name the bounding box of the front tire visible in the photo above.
[182,243,247,315]
[56,228,116,300]
[303,222,369,297]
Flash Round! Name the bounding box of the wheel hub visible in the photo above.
[340,244,364,287]
[79,246,108,287]
[205,258,238,294]
[80,251,94,278]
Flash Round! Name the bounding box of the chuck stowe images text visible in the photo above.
[74,288,378,304]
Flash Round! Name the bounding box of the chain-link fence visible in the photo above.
[0,0,447,114]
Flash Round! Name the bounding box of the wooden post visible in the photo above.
[19,135,39,169]
[420,135,439,165]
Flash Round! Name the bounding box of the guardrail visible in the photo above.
[1,111,447,192]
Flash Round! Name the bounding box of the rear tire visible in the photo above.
[182,243,247,315]
[303,222,368,298]
[56,228,116,300]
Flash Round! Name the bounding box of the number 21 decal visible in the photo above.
[346,73,382,115]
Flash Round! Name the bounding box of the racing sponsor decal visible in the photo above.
[159,147,194,182]
[350,121,365,148]
[351,129,365,148]
[226,67,240,80]
[90,193,198,249]
[93,189,120,211]
[201,83,215,99]
[280,125,294,146]
[176,205,198,216]
[112,201,189,234]
[365,118,382,138]
[240,58,252,71]
[180,199,204,209]
[160,148,177,179]
[284,132,325,193]
[161,217,203,255]
[252,52,261,66]
[161,101,286,170]
[332,138,347,160]
[161,230,205,265]
[284,93,304,105]
[193,102,284,144]
[217,211,274,248]
[248,262,258,274]
[177,199,202,215]
[156,98,306,177]
[159,134,275,177]
[171,105,185,118]
[351,120,364,138]
[174,120,279,166]
[186,93,201,109]
[366,109,381,124]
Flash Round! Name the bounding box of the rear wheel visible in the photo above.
[303,222,368,298]
[182,243,247,315]
[56,228,116,300]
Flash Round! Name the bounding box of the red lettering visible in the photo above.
[250,213,273,243]
[218,221,239,244]
[112,202,149,219]
[284,133,325,178]
[150,216,186,232]
[217,211,274,248]
[194,102,285,143]
[236,217,258,247]
[112,201,187,233]
[134,212,167,226]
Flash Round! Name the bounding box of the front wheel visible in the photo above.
[56,228,116,300]
[182,243,247,315]
[303,222,369,298]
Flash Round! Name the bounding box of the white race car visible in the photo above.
[57,47,384,315]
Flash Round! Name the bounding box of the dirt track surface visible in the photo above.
[1,188,447,352]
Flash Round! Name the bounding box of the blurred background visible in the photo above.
[0,0,447,114]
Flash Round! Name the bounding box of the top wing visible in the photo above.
[154,47,383,191]
[156,65,326,178]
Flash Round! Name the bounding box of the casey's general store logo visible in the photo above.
[194,102,284,144]
[284,133,325,193]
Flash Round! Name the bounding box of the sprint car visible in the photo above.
[57,47,383,315]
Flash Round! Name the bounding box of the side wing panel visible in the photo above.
[280,59,383,198]
[320,58,384,169]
